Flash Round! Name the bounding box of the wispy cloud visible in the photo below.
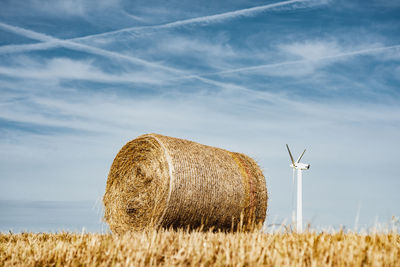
[0,0,331,89]
[198,43,400,77]
[0,21,292,102]
[0,42,60,54]
[0,57,167,85]
[279,41,343,61]
[2,0,123,18]
[76,0,322,41]
[2,78,399,137]
[0,0,323,50]
[2,21,398,84]
[0,22,187,76]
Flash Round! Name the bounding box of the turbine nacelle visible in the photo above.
[290,163,310,170]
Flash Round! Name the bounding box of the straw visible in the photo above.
[103,134,268,233]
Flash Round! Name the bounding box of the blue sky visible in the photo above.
[0,0,399,232]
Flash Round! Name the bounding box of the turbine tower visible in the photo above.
[286,144,310,232]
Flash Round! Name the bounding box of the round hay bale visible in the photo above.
[103,133,268,233]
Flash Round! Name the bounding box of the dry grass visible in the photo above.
[1,230,399,266]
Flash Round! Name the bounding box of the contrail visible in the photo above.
[75,0,312,41]
[0,22,187,75]
[0,42,60,54]
[0,21,286,104]
[0,23,55,42]
[193,44,400,77]
[1,21,399,83]
[0,0,315,54]
[0,22,60,55]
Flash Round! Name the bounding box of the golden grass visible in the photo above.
[1,230,399,266]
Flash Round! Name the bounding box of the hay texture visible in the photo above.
[103,133,268,233]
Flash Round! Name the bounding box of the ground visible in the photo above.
[1,230,399,266]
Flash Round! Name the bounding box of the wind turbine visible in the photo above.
[286,144,310,232]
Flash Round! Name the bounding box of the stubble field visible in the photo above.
[1,229,399,266]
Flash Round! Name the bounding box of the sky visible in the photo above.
[0,0,399,232]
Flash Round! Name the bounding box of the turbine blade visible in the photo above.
[286,144,295,165]
[296,149,306,163]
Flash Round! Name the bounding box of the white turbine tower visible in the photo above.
[286,144,310,232]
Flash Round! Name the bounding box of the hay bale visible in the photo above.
[103,133,268,233]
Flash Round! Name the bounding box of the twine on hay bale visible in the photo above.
[103,133,268,233]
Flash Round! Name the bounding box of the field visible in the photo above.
[1,229,399,266]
